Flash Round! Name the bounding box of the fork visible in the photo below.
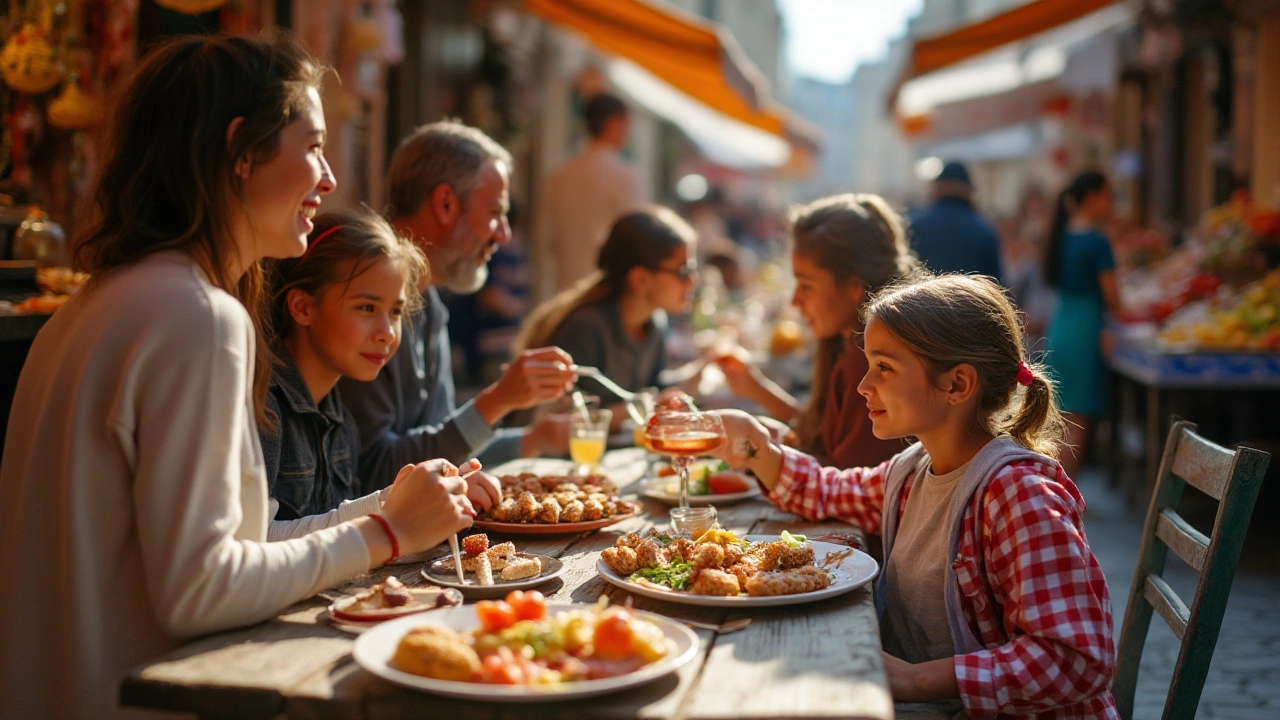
[675,617,752,634]
[573,365,637,402]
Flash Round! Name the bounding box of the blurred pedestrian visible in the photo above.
[533,92,647,299]
[908,161,1003,282]
[1042,171,1119,478]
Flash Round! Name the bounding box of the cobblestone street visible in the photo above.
[1076,466,1280,719]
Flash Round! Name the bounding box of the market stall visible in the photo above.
[1107,193,1280,503]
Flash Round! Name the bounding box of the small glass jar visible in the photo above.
[12,207,67,268]
[669,505,717,539]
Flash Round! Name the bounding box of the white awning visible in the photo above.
[896,2,1132,117]
[607,57,792,170]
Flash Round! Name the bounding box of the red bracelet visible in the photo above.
[367,513,400,564]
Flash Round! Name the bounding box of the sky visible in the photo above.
[777,0,924,84]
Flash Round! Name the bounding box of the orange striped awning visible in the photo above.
[523,0,820,150]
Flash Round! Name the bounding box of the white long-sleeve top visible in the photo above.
[0,252,372,719]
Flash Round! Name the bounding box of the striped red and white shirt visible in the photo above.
[769,447,1119,719]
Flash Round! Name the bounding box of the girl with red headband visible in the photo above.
[713,274,1118,719]
[261,206,501,533]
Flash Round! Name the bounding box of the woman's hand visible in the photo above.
[713,351,764,399]
[373,460,474,559]
[881,653,960,703]
[463,465,502,512]
[521,412,570,457]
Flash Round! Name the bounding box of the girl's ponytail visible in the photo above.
[1007,361,1066,458]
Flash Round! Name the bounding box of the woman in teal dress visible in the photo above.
[1044,171,1119,479]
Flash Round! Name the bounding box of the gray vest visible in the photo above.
[874,437,1057,654]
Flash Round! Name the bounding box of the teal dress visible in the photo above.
[1045,229,1115,416]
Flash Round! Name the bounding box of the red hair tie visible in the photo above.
[1015,361,1035,387]
[301,224,343,258]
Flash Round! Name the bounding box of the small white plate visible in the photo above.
[420,553,565,598]
[638,477,762,506]
[352,603,699,701]
[596,535,879,608]
[326,587,463,634]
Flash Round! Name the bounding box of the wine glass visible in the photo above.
[569,408,612,475]
[644,410,726,510]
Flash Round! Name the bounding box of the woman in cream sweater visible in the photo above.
[0,34,475,719]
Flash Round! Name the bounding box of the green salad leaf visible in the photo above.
[628,561,694,590]
[779,530,808,548]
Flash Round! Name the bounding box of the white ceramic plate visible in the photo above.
[420,553,566,598]
[638,477,761,506]
[352,603,699,701]
[596,535,879,608]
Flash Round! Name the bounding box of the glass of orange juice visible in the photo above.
[569,408,612,475]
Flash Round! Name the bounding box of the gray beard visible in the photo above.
[439,254,488,294]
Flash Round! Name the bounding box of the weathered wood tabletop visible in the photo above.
[121,448,892,720]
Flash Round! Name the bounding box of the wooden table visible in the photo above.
[121,448,893,720]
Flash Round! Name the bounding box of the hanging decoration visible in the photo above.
[152,0,228,14]
[47,77,99,130]
[0,23,64,94]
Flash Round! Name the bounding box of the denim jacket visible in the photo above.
[260,348,362,520]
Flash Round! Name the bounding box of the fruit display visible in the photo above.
[1159,270,1280,351]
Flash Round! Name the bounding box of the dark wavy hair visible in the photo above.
[513,206,695,353]
[75,32,329,428]
[1043,170,1109,289]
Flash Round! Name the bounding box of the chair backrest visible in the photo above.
[1114,419,1270,720]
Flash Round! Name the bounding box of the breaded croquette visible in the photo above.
[515,492,540,522]
[723,543,746,566]
[749,540,786,571]
[744,565,830,596]
[499,555,542,581]
[461,533,489,557]
[634,539,667,569]
[615,532,643,549]
[538,497,562,524]
[393,626,480,681]
[553,491,577,507]
[727,555,762,588]
[601,546,640,575]
[691,568,741,596]
[779,544,815,569]
[582,499,604,521]
[691,543,725,570]
[490,498,518,522]
[562,499,584,523]
[667,537,694,563]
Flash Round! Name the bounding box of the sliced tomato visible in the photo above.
[506,590,546,621]
[707,470,752,494]
[475,600,517,632]
[593,609,636,660]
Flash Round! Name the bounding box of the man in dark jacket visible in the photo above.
[908,161,1004,283]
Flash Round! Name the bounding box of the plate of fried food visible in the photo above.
[352,591,698,701]
[596,530,879,607]
[472,473,639,535]
[421,533,565,598]
[327,576,463,634]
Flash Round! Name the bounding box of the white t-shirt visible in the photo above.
[0,251,371,719]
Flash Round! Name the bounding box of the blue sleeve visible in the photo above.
[1093,232,1116,274]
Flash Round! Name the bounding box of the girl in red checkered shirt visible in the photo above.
[715,274,1118,719]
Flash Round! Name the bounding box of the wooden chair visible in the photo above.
[1114,419,1270,720]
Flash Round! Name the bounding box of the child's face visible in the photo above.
[305,257,406,382]
[857,317,950,440]
[240,87,336,261]
[790,253,863,340]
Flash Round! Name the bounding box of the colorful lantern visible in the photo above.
[0,24,64,94]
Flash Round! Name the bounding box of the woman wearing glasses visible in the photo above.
[515,206,700,410]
